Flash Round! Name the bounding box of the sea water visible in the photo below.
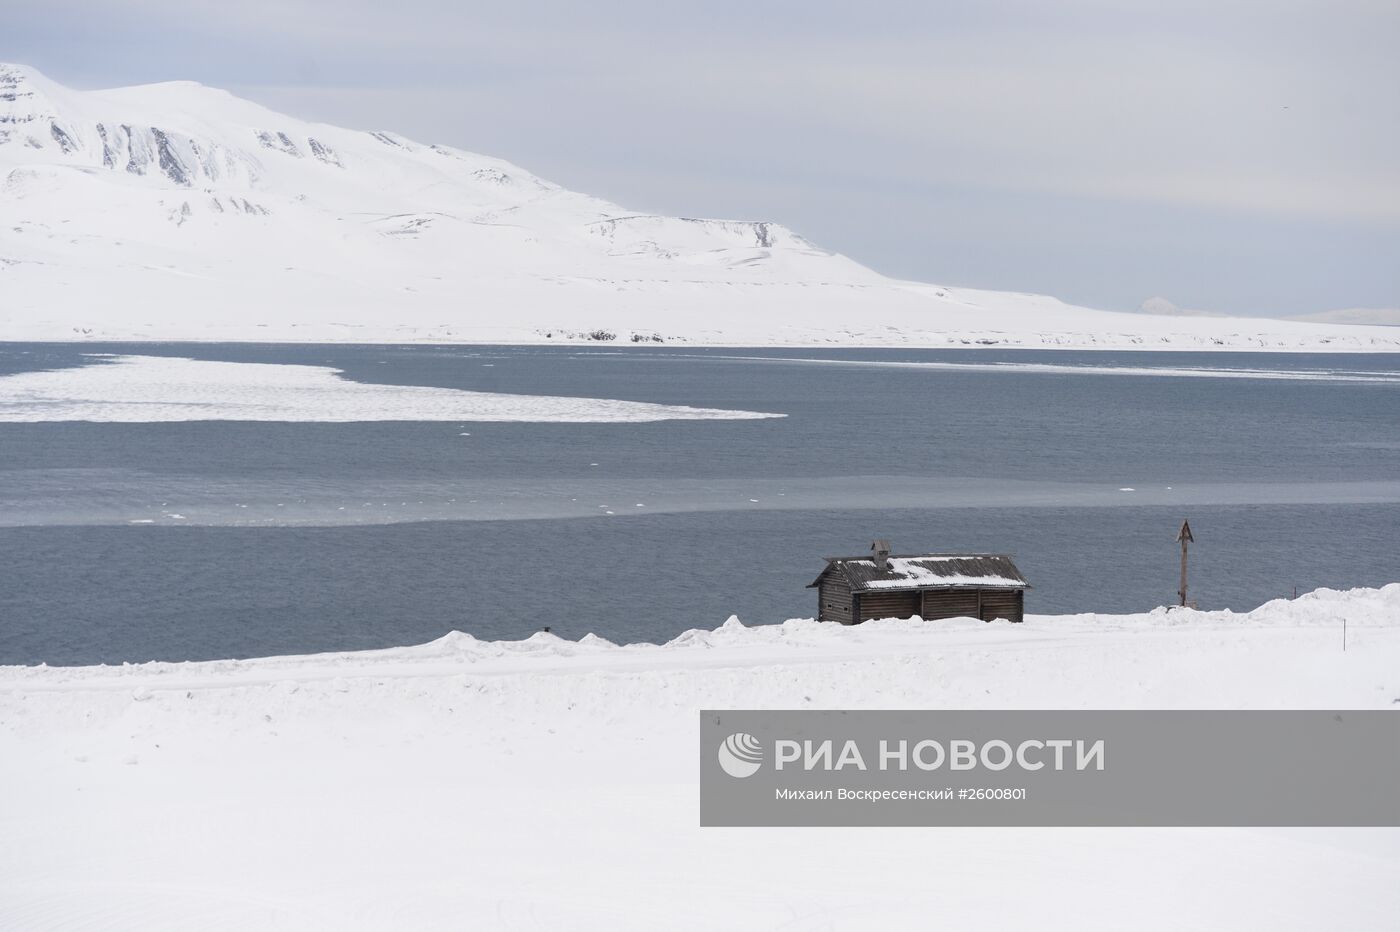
[1,343,1396,664]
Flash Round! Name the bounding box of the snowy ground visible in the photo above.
[2,586,1397,930]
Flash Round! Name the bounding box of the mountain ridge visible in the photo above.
[2,63,1397,350]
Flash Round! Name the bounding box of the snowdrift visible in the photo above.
[1,585,1397,930]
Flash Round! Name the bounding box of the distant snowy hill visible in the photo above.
[1133,297,1226,319]
[2,63,1396,350]
[1287,308,1400,327]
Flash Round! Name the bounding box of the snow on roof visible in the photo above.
[811,554,1029,591]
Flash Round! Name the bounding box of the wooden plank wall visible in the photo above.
[921,588,1024,623]
[921,589,982,621]
[821,580,1026,625]
[980,589,1024,623]
[857,590,921,622]
[818,575,853,624]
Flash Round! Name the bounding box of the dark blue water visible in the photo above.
[1,343,1397,664]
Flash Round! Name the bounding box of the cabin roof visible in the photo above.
[807,554,1029,592]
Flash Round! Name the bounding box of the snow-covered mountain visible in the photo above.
[2,63,1396,350]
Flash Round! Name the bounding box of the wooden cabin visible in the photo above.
[809,540,1028,624]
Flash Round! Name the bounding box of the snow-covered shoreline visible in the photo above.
[7,326,1400,353]
[2,587,1396,930]
[5,583,1397,682]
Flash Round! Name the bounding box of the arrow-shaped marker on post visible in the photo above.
[1176,519,1194,608]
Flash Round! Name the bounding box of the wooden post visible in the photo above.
[1176,520,1194,608]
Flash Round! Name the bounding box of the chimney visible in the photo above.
[871,539,891,571]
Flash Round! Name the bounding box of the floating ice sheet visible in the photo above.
[0,355,782,423]
[695,354,1400,384]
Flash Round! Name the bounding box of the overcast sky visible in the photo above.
[4,0,1397,315]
